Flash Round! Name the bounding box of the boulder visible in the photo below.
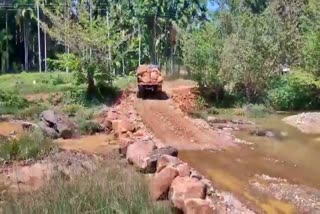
[157,155,181,173]
[176,163,191,177]
[112,119,135,134]
[146,146,178,173]
[184,198,214,214]
[169,176,206,210]
[190,170,202,180]
[38,121,59,139]
[118,137,134,156]
[41,110,58,126]
[21,122,38,132]
[152,165,178,200]
[40,110,76,139]
[126,141,156,171]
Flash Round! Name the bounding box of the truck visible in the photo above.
[136,64,163,98]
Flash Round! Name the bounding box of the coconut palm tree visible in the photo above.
[15,0,34,71]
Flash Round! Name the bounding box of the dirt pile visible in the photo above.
[171,87,200,113]
[137,64,163,84]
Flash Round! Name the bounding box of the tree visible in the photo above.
[181,23,224,101]
[0,29,12,73]
[15,0,35,71]
[220,10,282,101]
[40,0,137,95]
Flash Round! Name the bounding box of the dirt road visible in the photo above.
[135,80,234,150]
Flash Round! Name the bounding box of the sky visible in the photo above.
[207,1,220,11]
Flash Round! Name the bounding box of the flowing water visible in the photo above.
[180,114,320,213]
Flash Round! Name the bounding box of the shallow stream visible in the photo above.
[180,114,320,213]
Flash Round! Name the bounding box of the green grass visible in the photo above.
[114,75,136,90]
[2,159,172,214]
[0,72,73,95]
[0,129,54,161]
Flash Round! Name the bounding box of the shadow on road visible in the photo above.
[139,91,170,100]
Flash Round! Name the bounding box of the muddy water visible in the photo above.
[0,121,24,137]
[180,114,320,213]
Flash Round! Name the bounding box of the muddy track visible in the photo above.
[135,82,234,150]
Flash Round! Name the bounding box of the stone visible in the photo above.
[157,155,181,173]
[169,176,206,210]
[39,110,76,139]
[112,119,135,134]
[152,165,178,200]
[126,141,156,171]
[118,137,134,156]
[38,121,59,139]
[191,170,202,180]
[40,110,58,126]
[21,121,38,132]
[146,146,179,173]
[176,163,190,177]
[184,198,214,214]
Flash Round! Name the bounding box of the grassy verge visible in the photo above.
[2,159,172,214]
[0,129,54,161]
[0,72,73,95]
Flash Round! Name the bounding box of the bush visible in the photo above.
[0,90,29,109]
[2,159,172,214]
[62,104,84,117]
[18,104,48,120]
[0,130,54,161]
[242,104,271,118]
[78,119,103,135]
[268,71,320,110]
[63,86,88,105]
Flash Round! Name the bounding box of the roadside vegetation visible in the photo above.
[0,129,54,161]
[182,0,320,112]
[2,158,172,214]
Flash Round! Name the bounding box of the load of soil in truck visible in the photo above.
[136,64,163,98]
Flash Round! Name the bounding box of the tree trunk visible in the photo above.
[87,71,97,98]
[5,11,9,72]
[23,21,29,71]
[151,14,157,64]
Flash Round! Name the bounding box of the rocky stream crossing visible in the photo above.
[1,80,320,214]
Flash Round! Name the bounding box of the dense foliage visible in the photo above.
[182,0,320,110]
[1,0,320,110]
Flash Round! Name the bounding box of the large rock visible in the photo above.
[169,176,206,210]
[38,121,59,139]
[126,141,156,171]
[157,155,181,173]
[146,146,178,173]
[184,198,214,214]
[40,110,76,139]
[176,163,191,177]
[283,112,320,134]
[152,165,178,200]
[112,119,135,134]
[118,137,134,156]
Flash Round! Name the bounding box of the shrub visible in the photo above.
[0,90,29,109]
[268,71,320,110]
[242,104,271,118]
[18,104,48,120]
[78,119,103,135]
[63,86,88,105]
[62,104,84,117]
[0,130,54,161]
